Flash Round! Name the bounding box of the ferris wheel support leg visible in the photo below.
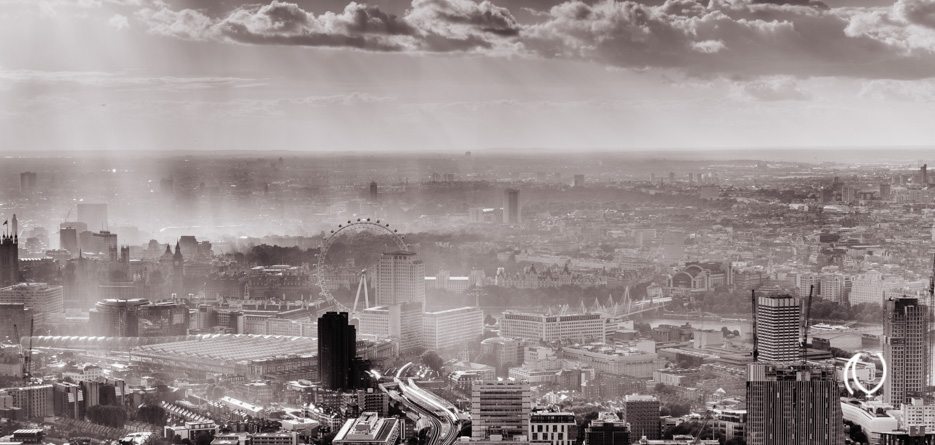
[353,275,365,313]
[363,274,370,310]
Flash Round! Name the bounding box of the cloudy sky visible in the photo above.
[2,0,935,151]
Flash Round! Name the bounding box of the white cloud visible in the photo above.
[108,13,129,29]
[731,76,811,101]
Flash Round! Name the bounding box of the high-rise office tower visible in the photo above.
[92,231,118,261]
[0,283,63,330]
[59,227,78,255]
[503,188,520,225]
[19,172,36,195]
[884,297,928,406]
[369,181,378,200]
[584,412,630,445]
[318,312,357,390]
[745,363,844,445]
[621,395,660,443]
[756,294,800,363]
[76,203,107,232]
[880,183,892,201]
[375,251,425,306]
[573,174,585,188]
[471,380,531,441]
[923,164,929,186]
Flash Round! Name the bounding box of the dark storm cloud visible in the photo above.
[139,0,511,51]
[406,0,520,36]
[135,0,935,78]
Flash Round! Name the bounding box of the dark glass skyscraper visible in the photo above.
[318,311,357,390]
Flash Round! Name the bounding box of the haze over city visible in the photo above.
[6,0,935,444]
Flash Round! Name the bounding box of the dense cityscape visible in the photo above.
[0,152,934,445]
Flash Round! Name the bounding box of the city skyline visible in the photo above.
[2,156,935,444]
[6,2,935,434]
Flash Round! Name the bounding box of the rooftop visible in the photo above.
[132,334,317,363]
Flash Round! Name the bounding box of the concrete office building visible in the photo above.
[422,307,483,351]
[471,380,532,441]
[621,395,660,443]
[849,271,884,306]
[0,385,54,419]
[0,283,63,330]
[501,311,605,343]
[88,298,189,337]
[529,411,577,445]
[755,294,800,363]
[0,303,28,341]
[357,302,423,354]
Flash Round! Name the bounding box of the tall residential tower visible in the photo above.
[883,297,928,406]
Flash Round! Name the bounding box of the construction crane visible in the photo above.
[691,411,713,444]
[751,289,758,363]
[13,324,24,380]
[801,285,814,363]
[24,317,33,382]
